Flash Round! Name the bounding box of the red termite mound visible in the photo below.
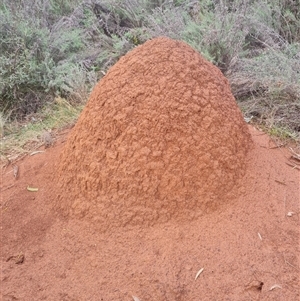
[55,37,252,230]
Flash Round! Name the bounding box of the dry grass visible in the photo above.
[0,97,83,166]
[237,94,300,144]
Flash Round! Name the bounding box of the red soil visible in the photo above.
[55,37,251,230]
[1,127,299,300]
[1,37,299,300]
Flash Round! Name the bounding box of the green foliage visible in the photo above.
[0,0,299,136]
[239,44,300,92]
[265,0,300,43]
[0,1,103,115]
[0,6,50,113]
[48,0,80,18]
[106,0,149,28]
[145,6,188,39]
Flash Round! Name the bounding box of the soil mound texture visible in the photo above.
[55,37,252,230]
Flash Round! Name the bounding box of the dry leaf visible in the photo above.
[195,268,204,280]
[269,284,282,291]
[27,186,39,192]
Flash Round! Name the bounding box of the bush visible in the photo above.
[0,0,299,136]
[0,1,113,116]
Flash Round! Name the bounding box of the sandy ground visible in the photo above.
[1,125,299,301]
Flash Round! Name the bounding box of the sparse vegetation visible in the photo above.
[1,96,83,162]
[0,0,299,156]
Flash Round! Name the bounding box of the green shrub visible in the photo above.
[0,0,299,136]
[0,1,103,116]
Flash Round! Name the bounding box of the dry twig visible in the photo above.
[286,162,300,170]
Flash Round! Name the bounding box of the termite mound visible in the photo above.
[54,37,252,230]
